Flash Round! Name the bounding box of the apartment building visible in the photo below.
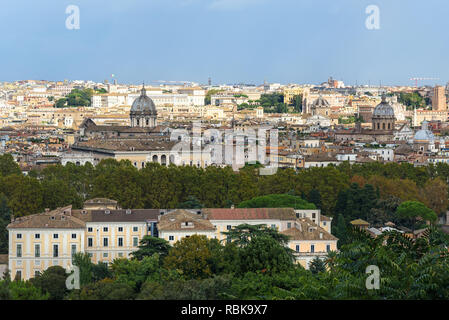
[158,207,337,269]
[7,201,337,279]
[7,199,159,280]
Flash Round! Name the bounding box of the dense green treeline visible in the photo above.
[0,154,448,220]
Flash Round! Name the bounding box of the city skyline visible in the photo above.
[1,0,448,86]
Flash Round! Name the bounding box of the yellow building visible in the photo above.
[282,218,338,269]
[7,199,159,280]
[7,202,338,279]
[283,87,305,105]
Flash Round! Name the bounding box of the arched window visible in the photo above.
[382,123,385,130]
[152,155,158,163]
[377,123,380,130]
[146,119,149,126]
[136,119,140,126]
[388,123,391,130]
[161,155,167,166]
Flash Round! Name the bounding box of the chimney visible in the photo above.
[319,232,323,239]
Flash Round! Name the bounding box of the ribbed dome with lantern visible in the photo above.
[130,84,157,128]
[372,95,395,131]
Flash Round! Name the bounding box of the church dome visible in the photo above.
[130,85,157,115]
[373,96,395,117]
[312,96,330,108]
[414,121,435,142]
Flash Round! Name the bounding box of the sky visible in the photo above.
[0,0,448,86]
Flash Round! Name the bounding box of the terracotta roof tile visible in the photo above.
[204,208,296,221]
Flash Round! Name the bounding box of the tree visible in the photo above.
[131,236,171,261]
[309,257,326,274]
[238,194,316,210]
[222,224,290,247]
[92,262,112,282]
[421,178,448,216]
[333,214,348,248]
[0,154,21,176]
[78,278,134,300]
[178,196,203,209]
[1,175,43,217]
[291,94,303,112]
[72,252,94,286]
[30,266,68,300]
[163,235,216,279]
[111,255,163,292]
[307,189,322,209]
[396,201,437,231]
[0,194,11,254]
[237,235,295,275]
[5,280,49,300]
[55,98,67,108]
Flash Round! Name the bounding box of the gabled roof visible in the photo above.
[72,209,160,223]
[281,218,337,241]
[7,206,85,229]
[203,208,296,221]
[158,209,215,231]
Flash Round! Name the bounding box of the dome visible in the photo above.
[312,95,330,108]
[414,121,435,142]
[373,96,394,117]
[130,85,157,115]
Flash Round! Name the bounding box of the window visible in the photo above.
[323,221,326,226]
[118,237,123,247]
[271,224,276,229]
[88,227,93,232]
[71,234,76,239]
[71,244,77,256]
[312,212,316,219]
[53,244,59,258]
[133,227,138,232]
[326,244,331,252]
[103,227,108,232]
[118,252,123,257]
[15,271,21,281]
[88,238,93,247]
[17,233,22,239]
[296,245,300,252]
[35,234,40,239]
[17,244,22,258]
[287,222,292,229]
[35,244,40,258]
[53,233,58,239]
[34,271,40,278]
[103,253,108,258]
[311,245,315,253]
[169,236,174,241]
[226,225,232,230]
[133,237,138,247]
[103,238,108,247]
[118,227,123,232]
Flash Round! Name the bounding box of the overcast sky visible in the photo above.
[0,0,448,86]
